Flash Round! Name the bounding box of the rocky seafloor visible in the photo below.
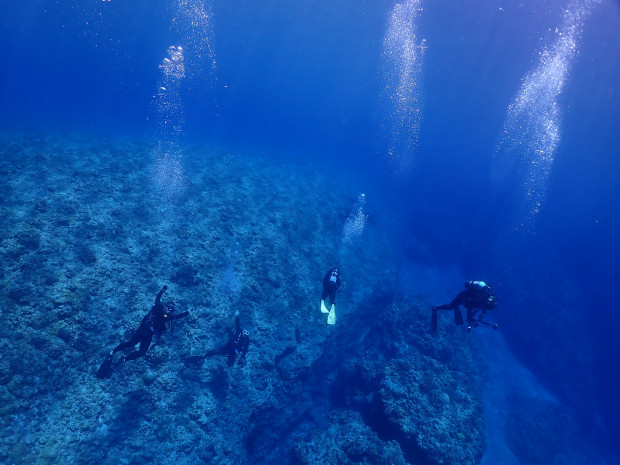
[0,131,558,465]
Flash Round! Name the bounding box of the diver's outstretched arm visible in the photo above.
[155,285,168,305]
[171,311,189,320]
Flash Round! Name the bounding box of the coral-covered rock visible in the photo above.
[292,410,409,465]
[0,133,486,465]
[381,356,485,465]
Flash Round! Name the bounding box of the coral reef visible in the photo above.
[292,410,409,465]
[308,295,485,465]
[0,132,484,465]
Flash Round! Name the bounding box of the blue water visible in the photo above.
[2,0,620,463]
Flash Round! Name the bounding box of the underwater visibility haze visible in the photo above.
[1,0,619,464]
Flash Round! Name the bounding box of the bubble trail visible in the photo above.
[172,0,217,80]
[340,194,368,258]
[381,0,426,173]
[494,0,598,229]
[153,45,187,198]
[151,0,218,199]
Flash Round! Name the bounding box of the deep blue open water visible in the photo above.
[1,1,619,464]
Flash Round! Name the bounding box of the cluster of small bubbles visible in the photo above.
[341,194,368,248]
[154,46,186,137]
[152,46,187,198]
[160,45,185,81]
[149,0,218,200]
[381,0,425,173]
[172,0,217,81]
[152,143,187,198]
[494,0,596,229]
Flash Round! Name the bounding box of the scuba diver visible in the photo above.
[184,311,250,367]
[431,280,498,332]
[96,285,189,379]
[320,266,341,325]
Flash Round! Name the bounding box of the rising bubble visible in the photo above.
[153,45,187,198]
[381,0,426,174]
[172,0,217,81]
[150,1,217,199]
[494,0,598,229]
[340,194,369,257]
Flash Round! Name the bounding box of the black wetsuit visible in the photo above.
[432,289,495,331]
[113,287,188,362]
[321,269,341,306]
[205,316,250,367]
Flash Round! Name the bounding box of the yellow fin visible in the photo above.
[327,305,336,325]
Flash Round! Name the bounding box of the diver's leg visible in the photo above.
[432,304,456,330]
[431,307,438,331]
[454,308,464,326]
[124,333,153,362]
[112,331,142,354]
[328,288,337,306]
[205,342,229,357]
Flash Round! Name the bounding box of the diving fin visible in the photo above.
[96,352,114,379]
[327,304,336,325]
[320,299,329,314]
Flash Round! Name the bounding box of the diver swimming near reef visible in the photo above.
[96,285,189,379]
[431,281,498,332]
[184,311,250,368]
[320,266,341,325]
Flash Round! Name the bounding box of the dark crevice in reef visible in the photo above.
[244,392,331,465]
[363,410,429,465]
[322,292,431,465]
[243,288,484,465]
[246,406,316,462]
[329,368,430,465]
[243,292,399,464]
[244,290,429,464]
